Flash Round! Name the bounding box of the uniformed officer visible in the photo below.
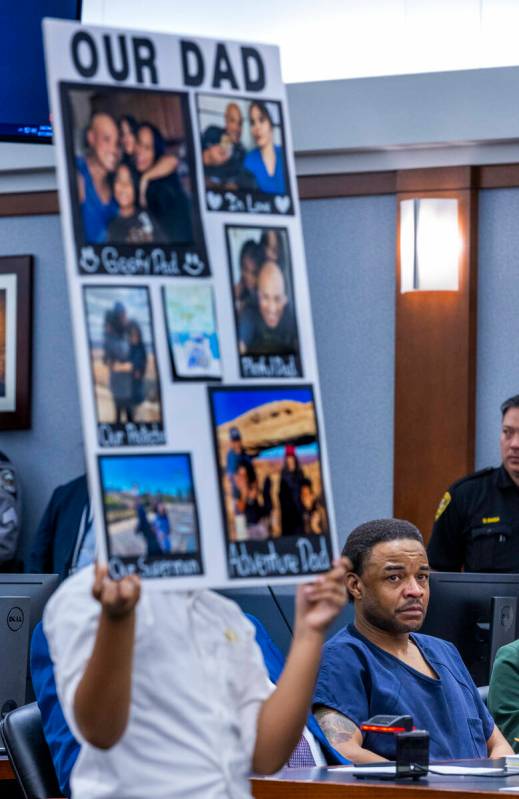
[428,394,519,572]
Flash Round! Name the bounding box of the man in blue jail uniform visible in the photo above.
[313,518,512,763]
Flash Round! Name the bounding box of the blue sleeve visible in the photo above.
[30,622,80,797]
[313,641,370,729]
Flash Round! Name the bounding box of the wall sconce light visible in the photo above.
[400,198,461,292]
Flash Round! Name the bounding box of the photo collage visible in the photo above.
[48,23,336,584]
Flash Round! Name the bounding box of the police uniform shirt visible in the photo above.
[43,565,272,799]
[427,466,519,572]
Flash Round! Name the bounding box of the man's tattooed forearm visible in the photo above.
[314,707,357,745]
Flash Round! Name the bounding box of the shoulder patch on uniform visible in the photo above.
[435,491,451,521]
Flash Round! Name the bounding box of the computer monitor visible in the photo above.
[0,573,60,701]
[0,2,82,144]
[421,572,519,687]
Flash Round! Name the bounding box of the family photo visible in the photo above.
[98,453,201,569]
[83,286,164,446]
[209,385,331,552]
[162,284,222,380]
[226,225,301,378]
[61,84,209,275]
[197,94,293,215]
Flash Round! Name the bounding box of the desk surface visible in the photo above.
[3,756,519,797]
[0,755,14,780]
[251,765,519,799]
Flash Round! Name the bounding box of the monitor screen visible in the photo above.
[421,572,519,686]
[0,2,82,143]
[0,573,60,700]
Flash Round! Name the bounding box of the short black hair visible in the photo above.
[342,518,424,576]
[501,395,519,417]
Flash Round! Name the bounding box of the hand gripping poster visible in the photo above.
[44,19,338,587]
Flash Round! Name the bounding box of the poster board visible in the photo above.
[44,19,338,588]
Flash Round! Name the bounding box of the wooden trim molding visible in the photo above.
[0,163,518,217]
[393,170,478,542]
[0,191,59,217]
[298,171,396,199]
[298,163,519,200]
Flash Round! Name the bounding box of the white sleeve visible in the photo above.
[42,565,101,745]
[228,611,274,759]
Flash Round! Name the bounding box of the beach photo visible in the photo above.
[162,284,222,380]
[98,452,203,578]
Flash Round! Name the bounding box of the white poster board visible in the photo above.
[44,19,338,588]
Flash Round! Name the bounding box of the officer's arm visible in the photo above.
[427,490,465,571]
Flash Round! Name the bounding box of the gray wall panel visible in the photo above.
[476,187,519,470]
[301,195,396,547]
[0,215,84,560]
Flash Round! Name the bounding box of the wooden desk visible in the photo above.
[0,755,14,780]
[251,765,519,799]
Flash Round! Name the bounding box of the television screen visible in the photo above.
[0,1,82,143]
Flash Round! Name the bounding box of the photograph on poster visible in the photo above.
[197,94,293,216]
[83,286,165,447]
[60,82,209,277]
[209,385,333,580]
[226,226,301,378]
[162,284,222,381]
[98,452,203,579]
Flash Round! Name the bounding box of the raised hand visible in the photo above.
[92,563,141,619]
[294,557,350,636]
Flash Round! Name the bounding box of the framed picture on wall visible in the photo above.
[0,255,33,430]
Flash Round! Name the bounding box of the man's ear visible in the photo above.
[346,572,362,601]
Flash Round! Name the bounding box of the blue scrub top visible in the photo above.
[313,624,494,761]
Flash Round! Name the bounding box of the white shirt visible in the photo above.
[43,565,272,799]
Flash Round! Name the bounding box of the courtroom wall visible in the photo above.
[1,186,516,559]
[0,214,84,559]
[476,187,519,470]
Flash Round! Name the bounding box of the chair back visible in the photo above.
[0,702,63,799]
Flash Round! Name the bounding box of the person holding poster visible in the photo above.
[43,558,348,797]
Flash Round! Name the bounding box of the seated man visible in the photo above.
[488,639,519,752]
[313,518,512,763]
[42,560,347,797]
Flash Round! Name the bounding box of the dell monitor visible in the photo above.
[421,572,519,686]
[0,573,60,704]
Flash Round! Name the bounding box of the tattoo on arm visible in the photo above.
[314,706,359,746]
